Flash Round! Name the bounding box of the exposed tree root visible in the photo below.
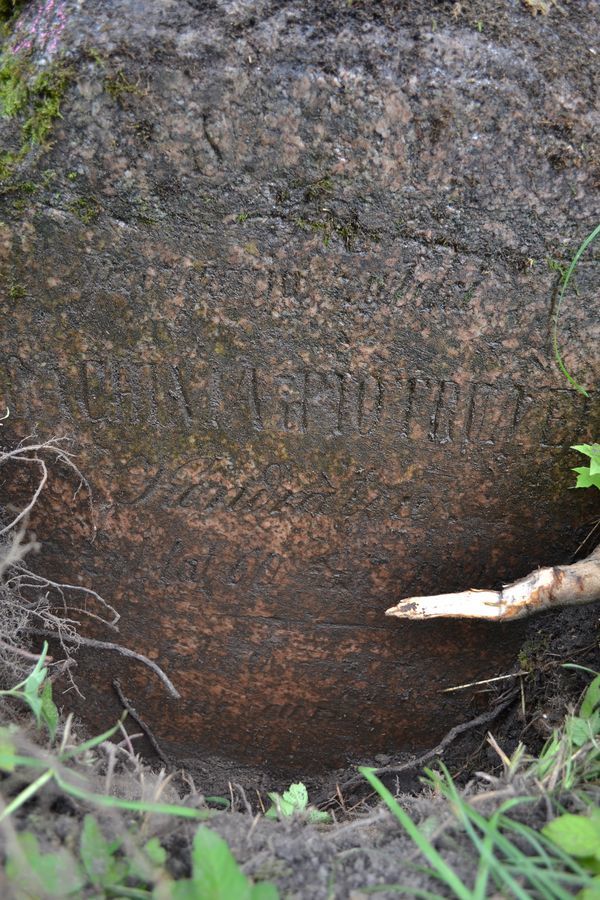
[21,629,181,700]
[386,543,600,621]
[315,689,519,805]
[0,430,179,698]
[113,678,171,763]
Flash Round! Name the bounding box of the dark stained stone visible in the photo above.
[1,0,599,773]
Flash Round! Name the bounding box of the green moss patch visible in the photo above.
[0,51,72,179]
[0,0,25,27]
[295,211,379,250]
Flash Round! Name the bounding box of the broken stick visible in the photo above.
[386,543,600,621]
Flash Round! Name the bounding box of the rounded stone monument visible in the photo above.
[1,0,598,773]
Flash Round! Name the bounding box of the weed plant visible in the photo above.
[1,651,600,897]
[362,670,600,899]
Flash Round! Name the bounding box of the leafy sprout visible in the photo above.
[571,443,600,491]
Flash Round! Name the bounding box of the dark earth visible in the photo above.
[2,603,599,899]
[0,0,599,787]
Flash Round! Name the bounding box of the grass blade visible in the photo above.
[59,720,123,760]
[552,221,600,396]
[0,769,53,821]
[55,772,214,819]
[359,767,473,900]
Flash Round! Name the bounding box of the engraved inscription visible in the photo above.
[0,354,595,449]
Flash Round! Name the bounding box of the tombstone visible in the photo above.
[1,0,598,774]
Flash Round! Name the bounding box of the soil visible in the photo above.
[1,597,599,898]
[1,0,600,894]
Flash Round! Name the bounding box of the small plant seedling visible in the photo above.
[6,814,168,896]
[6,832,85,897]
[0,649,214,823]
[360,671,600,898]
[265,782,331,824]
[156,826,279,899]
[571,444,600,491]
[7,815,278,898]
[79,814,130,892]
[0,642,58,740]
[533,669,600,790]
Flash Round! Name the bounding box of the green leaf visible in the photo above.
[307,809,332,824]
[130,837,168,882]
[543,814,600,858]
[190,826,251,899]
[266,782,310,818]
[80,814,127,887]
[266,791,294,817]
[14,644,51,725]
[23,645,48,686]
[22,675,44,723]
[20,642,49,686]
[572,467,600,490]
[567,715,597,747]
[6,831,84,896]
[41,679,59,741]
[145,837,167,867]
[572,444,600,472]
[578,875,600,899]
[250,883,280,899]
[581,675,600,718]
[165,881,201,900]
[281,782,308,812]
[0,727,16,772]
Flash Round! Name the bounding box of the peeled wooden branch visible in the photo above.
[386,543,600,621]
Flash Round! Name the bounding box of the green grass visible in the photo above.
[0,644,280,897]
[552,222,600,397]
[5,817,280,898]
[1,646,599,897]
[361,671,600,899]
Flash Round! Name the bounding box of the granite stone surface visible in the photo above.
[1,0,599,772]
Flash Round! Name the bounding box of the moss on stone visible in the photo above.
[0,52,28,115]
[103,68,140,102]
[68,196,101,224]
[295,212,379,250]
[8,281,25,298]
[0,0,24,29]
[0,176,38,198]
[0,51,72,179]
[303,175,334,202]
